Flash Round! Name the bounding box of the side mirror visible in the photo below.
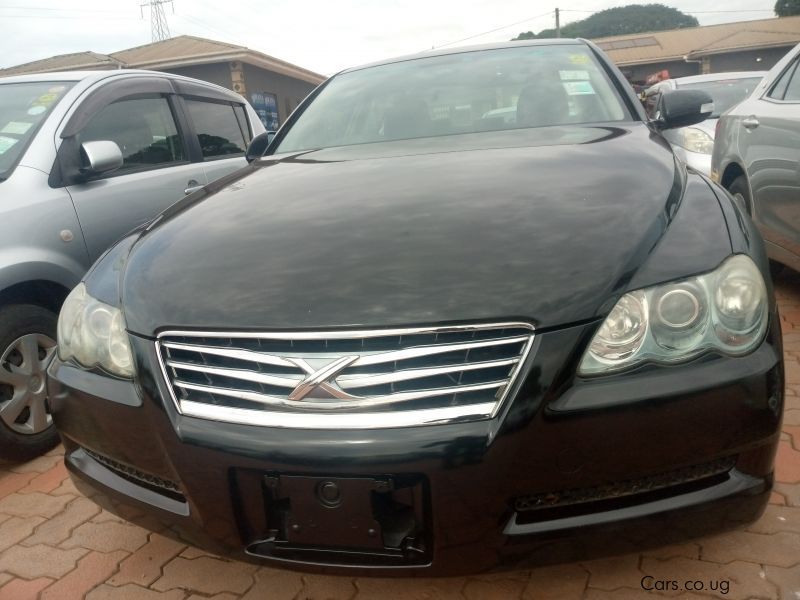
[245,131,276,163]
[654,90,714,130]
[80,141,123,176]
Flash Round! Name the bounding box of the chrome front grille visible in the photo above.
[156,323,535,429]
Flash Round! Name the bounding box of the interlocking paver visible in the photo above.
[463,577,527,600]
[0,544,88,579]
[523,564,589,599]
[298,574,358,600]
[355,575,466,600]
[0,516,44,553]
[700,530,800,568]
[764,564,800,600]
[18,462,69,494]
[0,471,37,499]
[22,497,101,547]
[60,520,150,553]
[747,505,800,534]
[40,550,128,600]
[582,554,643,591]
[0,491,71,518]
[0,576,54,600]
[151,557,257,595]
[240,568,303,600]
[107,533,185,587]
[87,584,186,600]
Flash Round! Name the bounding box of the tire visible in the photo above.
[0,304,60,462]
[728,175,751,216]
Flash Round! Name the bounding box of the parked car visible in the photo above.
[49,40,781,575]
[643,71,766,175]
[0,69,264,459]
[711,43,800,271]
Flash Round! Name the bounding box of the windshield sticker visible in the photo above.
[30,93,58,109]
[48,85,66,93]
[559,70,590,81]
[1,121,33,135]
[27,105,46,116]
[0,136,18,155]
[563,81,596,95]
[568,54,590,65]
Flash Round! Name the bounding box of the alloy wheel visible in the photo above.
[0,334,57,435]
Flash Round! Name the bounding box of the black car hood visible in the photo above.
[120,124,731,336]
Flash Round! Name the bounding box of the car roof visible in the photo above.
[340,38,586,74]
[0,69,240,98]
[672,71,767,85]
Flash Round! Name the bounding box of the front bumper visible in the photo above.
[48,317,784,576]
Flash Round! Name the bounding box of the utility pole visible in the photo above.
[140,0,173,42]
[555,7,561,38]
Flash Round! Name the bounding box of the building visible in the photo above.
[0,36,326,130]
[593,16,800,85]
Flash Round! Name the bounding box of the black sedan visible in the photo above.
[47,39,783,575]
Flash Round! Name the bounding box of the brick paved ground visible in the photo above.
[1,273,799,600]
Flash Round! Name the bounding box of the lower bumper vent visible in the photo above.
[83,448,185,502]
[514,457,736,514]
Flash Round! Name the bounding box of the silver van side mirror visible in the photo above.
[80,141,123,175]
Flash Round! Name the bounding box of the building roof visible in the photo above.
[0,35,325,84]
[0,51,124,76]
[110,35,325,84]
[595,15,800,66]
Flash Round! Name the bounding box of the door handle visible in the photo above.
[184,179,204,195]
[742,116,759,130]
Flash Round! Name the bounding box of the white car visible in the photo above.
[644,72,765,175]
[711,43,800,271]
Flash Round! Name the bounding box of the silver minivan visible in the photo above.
[0,70,265,459]
[711,43,800,271]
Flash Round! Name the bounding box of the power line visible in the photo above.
[432,9,555,49]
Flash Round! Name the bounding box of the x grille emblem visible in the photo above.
[286,356,360,401]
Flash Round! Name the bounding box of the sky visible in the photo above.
[0,0,779,76]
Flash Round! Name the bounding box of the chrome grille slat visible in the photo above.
[336,357,520,389]
[174,379,508,410]
[166,361,303,388]
[157,322,535,429]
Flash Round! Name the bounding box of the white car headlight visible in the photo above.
[57,283,134,378]
[676,127,714,155]
[579,255,768,376]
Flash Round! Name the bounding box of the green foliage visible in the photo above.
[512,4,699,41]
[775,0,800,16]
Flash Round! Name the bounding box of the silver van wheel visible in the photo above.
[0,334,56,435]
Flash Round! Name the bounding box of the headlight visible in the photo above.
[579,255,768,376]
[57,283,134,378]
[675,127,714,154]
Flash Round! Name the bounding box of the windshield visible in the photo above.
[0,81,74,180]
[678,77,762,117]
[275,45,628,153]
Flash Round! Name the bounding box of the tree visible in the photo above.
[775,0,800,16]
[512,4,699,41]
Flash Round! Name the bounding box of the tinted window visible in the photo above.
[679,77,762,116]
[79,96,184,172]
[275,45,628,154]
[185,100,247,158]
[784,61,800,102]
[232,105,251,143]
[0,81,74,180]
[768,59,799,101]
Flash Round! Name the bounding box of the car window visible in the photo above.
[184,99,248,159]
[0,81,74,180]
[678,77,762,116]
[768,59,799,101]
[78,96,185,173]
[274,44,629,154]
[783,61,800,102]
[232,104,252,143]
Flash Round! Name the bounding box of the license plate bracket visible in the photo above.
[265,475,388,549]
